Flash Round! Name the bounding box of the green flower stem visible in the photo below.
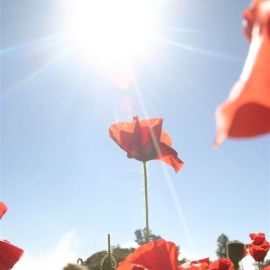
[108,234,112,270]
[108,234,111,259]
[143,161,150,242]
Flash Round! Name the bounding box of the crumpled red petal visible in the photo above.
[156,143,184,173]
[248,232,270,262]
[109,117,183,172]
[249,233,266,245]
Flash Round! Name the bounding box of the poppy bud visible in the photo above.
[227,241,246,270]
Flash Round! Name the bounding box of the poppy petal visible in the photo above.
[109,117,163,161]
[109,119,138,154]
[109,117,183,168]
[157,143,184,173]
[248,232,270,262]
[209,258,234,270]
[137,117,163,145]
[117,239,179,270]
[160,131,173,146]
[0,240,24,270]
[0,202,8,220]
[215,0,270,145]
[191,258,210,265]
[249,233,265,244]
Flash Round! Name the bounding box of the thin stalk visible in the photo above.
[108,234,112,269]
[143,161,150,242]
[240,260,244,270]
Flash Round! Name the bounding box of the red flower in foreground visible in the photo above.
[117,239,179,270]
[215,0,270,145]
[109,117,183,172]
[0,240,24,270]
[0,202,8,219]
[209,258,234,270]
[248,232,270,262]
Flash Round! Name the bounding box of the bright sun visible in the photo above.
[65,0,158,69]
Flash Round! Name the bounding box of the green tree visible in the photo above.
[134,228,162,245]
[216,233,229,258]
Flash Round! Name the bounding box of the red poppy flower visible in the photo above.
[248,232,270,262]
[209,258,234,270]
[0,202,8,220]
[249,233,267,245]
[117,239,179,270]
[109,117,183,172]
[0,240,24,270]
[215,0,270,145]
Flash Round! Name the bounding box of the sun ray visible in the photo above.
[4,50,69,94]
[162,26,207,35]
[132,73,195,252]
[146,53,214,108]
[0,33,65,58]
[154,36,241,63]
[161,163,196,252]
[151,0,180,7]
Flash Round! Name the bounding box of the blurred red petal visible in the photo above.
[249,233,266,244]
[215,0,270,145]
[0,240,24,270]
[117,239,179,270]
[0,202,8,220]
[209,258,234,270]
[191,258,210,265]
[249,244,270,261]
[248,232,270,262]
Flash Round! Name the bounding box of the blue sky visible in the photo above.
[1,0,269,269]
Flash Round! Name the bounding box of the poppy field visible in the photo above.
[1,0,270,269]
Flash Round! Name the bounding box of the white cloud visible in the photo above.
[13,231,85,270]
[178,246,204,262]
[120,241,139,249]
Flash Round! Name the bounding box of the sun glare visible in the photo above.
[65,0,158,68]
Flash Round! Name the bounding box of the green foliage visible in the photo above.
[216,233,229,258]
[134,228,162,245]
[178,258,188,265]
[100,253,116,270]
[82,247,135,270]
